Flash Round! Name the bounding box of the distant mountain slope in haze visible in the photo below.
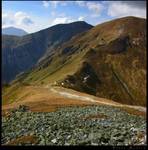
[11,16,146,106]
[2,27,28,36]
[2,21,93,83]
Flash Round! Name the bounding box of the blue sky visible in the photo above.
[2,1,146,33]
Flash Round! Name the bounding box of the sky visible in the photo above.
[2,1,146,33]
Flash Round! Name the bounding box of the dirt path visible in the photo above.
[2,85,146,114]
[45,85,146,113]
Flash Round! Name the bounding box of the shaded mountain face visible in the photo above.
[2,27,28,36]
[2,21,93,83]
[3,17,146,107]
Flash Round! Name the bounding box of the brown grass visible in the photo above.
[2,135,38,146]
[2,86,146,118]
[120,107,146,118]
[2,110,11,117]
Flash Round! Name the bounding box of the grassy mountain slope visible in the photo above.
[2,21,93,83]
[2,16,146,106]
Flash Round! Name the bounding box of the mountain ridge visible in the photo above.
[2,27,28,36]
[2,21,93,83]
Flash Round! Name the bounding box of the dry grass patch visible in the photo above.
[121,107,146,118]
[2,135,38,146]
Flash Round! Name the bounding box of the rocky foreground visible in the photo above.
[2,105,146,146]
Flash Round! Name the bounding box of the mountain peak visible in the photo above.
[68,21,93,27]
[2,27,28,36]
[67,21,91,25]
[53,21,92,26]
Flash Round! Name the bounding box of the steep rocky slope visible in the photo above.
[2,21,93,83]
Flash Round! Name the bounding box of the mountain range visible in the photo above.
[2,16,146,107]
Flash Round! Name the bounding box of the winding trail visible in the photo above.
[2,84,146,114]
[45,85,146,113]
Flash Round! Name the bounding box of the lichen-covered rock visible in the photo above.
[2,105,146,146]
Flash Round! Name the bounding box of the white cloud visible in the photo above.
[42,1,59,8]
[86,2,104,15]
[43,1,50,8]
[78,16,85,21]
[43,1,68,8]
[14,11,33,26]
[51,17,74,26]
[2,13,8,19]
[107,1,146,18]
[2,13,9,26]
[51,15,87,26]
[2,11,33,27]
[75,1,104,18]
[51,15,86,26]
[2,11,34,33]
[2,12,15,27]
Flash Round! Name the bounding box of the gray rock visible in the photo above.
[51,138,57,144]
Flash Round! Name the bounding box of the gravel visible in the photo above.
[2,105,146,146]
